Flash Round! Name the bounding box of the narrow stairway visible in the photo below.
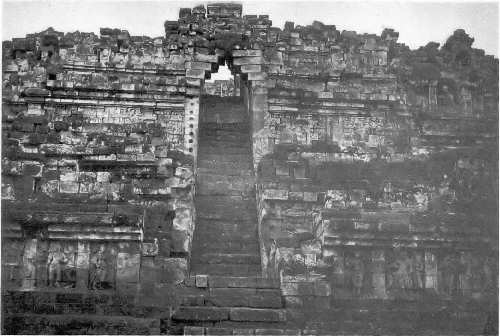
[172,275,298,334]
[190,96,261,277]
[173,97,294,335]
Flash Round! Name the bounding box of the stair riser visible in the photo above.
[198,167,253,176]
[181,294,282,309]
[199,147,251,155]
[196,202,257,213]
[198,160,252,171]
[192,231,257,241]
[196,195,256,204]
[191,254,260,265]
[173,307,286,323]
[190,245,259,254]
[198,154,253,163]
[193,221,258,232]
[190,264,261,276]
[183,326,301,336]
[192,99,260,278]
[191,237,259,248]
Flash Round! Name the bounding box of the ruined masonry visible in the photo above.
[2,2,498,335]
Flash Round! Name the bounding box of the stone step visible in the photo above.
[196,181,254,197]
[208,276,280,289]
[211,320,290,329]
[198,166,253,176]
[209,288,281,309]
[199,145,251,155]
[193,218,258,232]
[192,253,260,265]
[192,239,259,254]
[197,172,254,184]
[197,159,253,172]
[200,122,250,131]
[184,326,302,335]
[173,307,286,323]
[198,143,250,153]
[198,138,251,146]
[192,227,257,241]
[190,248,258,258]
[199,128,250,136]
[196,205,257,221]
[199,135,250,145]
[184,276,280,289]
[190,263,261,276]
[198,129,251,138]
[181,288,282,309]
[197,153,252,164]
[196,195,256,210]
[200,114,248,124]
[192,240,257,255]
[192,229,257,242]
[200,107,246,117]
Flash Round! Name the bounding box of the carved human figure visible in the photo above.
[458,252,472,296]
[349,252,365,296]
[411,252,425,289]
[440,254,458,296]
[386,255,398,289]
[89,245,107,290]
[383,181,393,203]
[330,250,345,287]
[62,244,77,286]
[390,251,412,289]
[469,254,483,293]
[482,256,496,294]
[47,243,68,287]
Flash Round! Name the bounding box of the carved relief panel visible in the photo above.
[47,241,77,288]
[88,242,117,290]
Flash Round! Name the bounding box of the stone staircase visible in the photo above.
[190,97,261,277]
[176,97,294,334]
[172,275,295,334]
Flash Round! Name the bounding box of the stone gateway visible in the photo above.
[2,2,498,335]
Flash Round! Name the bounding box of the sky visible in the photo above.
[2,0,498,59]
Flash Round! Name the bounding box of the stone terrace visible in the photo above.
[1,2,498,335]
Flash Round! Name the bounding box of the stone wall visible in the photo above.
[2,27,197,305]
[247,15,498,324]
[2,2,498,333]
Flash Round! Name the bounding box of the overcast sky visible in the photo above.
[2,0,498,56]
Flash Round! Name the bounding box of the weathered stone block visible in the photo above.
[116,252,140,284]
[186,69,205,79]
[262,189,288,200]
[183,326,204,335]
[141,241,159,256]
[233,56,264,65]
[241,64,262,73]
[196,274,208,288]
[229,308,286,322]
[173,307,229,321]
[233,49,262,57]
[186,61,212,70]
[248,72,267,80]
[157,257,187,284]
[194,53,218,63]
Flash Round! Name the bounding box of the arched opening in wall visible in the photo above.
[203,63,239,98]
[199,60,249,128]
